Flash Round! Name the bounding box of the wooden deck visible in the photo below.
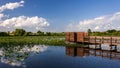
[66,32,120,46]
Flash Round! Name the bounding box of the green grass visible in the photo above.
[0,36,66,46]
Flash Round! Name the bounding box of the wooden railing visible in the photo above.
[89,36,120,45]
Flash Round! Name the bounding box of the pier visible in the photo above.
[66,32,120,45]
[66,32,120,51]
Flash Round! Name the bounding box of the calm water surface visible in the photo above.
[0,44,120,68]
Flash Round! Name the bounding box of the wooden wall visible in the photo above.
[66,32,77,42]
[65,32,89,43]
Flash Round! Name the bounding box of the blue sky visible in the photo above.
[0,0,120,32]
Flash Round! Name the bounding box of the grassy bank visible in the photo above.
[0,36,66,46]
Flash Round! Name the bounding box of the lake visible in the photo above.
[0,44,120,68]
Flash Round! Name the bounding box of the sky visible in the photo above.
[0,0,120,32]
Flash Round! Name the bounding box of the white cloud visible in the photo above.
[94,26,100,30]
[0,13,4,19]
[0,1,24,12]
[66,12,120,32]
[0,0,50,32]
[20,1,24,4]
[0,16,49,31]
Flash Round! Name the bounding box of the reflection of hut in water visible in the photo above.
[66,46,120,60]
[66,47,89,57]
[66,47,77,57]
[77,48,89,57]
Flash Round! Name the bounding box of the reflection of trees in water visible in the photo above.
[0,45,48,67]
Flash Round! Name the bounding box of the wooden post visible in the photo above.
[115,39,117,43]
[95,37,96,49]
[109,52,112,59]
[110,37,112,45]
[114,45,117,51]
[82,33,84,44]
[110,45,112,51]
[95,50,96,56]
[99,44,101,50]
[95,37,96,44]
[109,45,112,59]
[102,36,104,44]
[88,35,90,44]
[100,39,101,44]
[101,50,103,57]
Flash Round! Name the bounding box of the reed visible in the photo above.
[0,36,65,46]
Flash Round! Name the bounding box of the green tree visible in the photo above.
[107,29,116,33]
[14,29,26,36]
[0,32,9,36]
[27,32,34,36]
[46,32,51,36]
[87,29,92,35]
[37,30,44,36]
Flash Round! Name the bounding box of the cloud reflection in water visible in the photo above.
[0,45,48,67]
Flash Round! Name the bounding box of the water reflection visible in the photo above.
[0,45,48,67]
[66,46,120,61]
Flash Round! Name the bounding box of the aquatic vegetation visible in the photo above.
[0,36,65,46]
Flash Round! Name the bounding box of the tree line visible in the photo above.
[88,29,120,36]
[0,29,65,36]
[1,28,120,36]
